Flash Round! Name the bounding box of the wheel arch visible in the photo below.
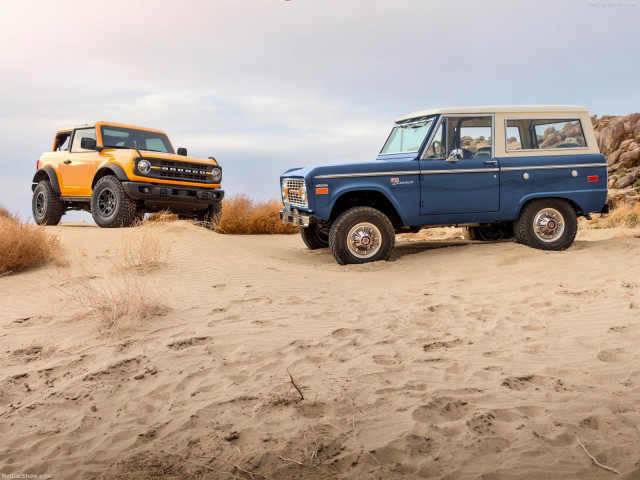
[329,189,404,227]
[32,167,61,193]
[91,164,129,189]
[517,195,583,218]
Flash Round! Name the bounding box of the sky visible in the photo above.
[1,0,638,222]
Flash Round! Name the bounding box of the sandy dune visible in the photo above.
[1,222,640,479]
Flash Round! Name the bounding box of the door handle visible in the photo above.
[63,160,72,164]
[483,160,498,165]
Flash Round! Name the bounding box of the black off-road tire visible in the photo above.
[329,207,395,265]
[514,199,577,251]
[32,180,65,226]
[91,176,138,228]
[300,224,329,249]
[196,202,222,230]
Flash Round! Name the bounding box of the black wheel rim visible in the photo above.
[98,188,117,217]
[35,192,46,217]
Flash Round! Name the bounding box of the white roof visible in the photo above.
[396,105,588,122]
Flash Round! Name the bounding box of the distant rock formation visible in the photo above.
[592,113,640,206]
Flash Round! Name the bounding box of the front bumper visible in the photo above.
[122,181,224,205]
[279,204,311,227]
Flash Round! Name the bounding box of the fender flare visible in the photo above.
[32,167,61,193]
[91,164,129,188]
[328,184,408,225]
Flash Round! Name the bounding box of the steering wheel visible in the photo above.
[431,140,445,158]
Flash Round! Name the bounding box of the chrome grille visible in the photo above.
[284,178,307,207]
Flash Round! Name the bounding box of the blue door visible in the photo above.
[418,115,500,215]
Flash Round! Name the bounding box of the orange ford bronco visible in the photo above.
[32,122,224,228]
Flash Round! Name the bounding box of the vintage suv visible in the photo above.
[280,105,608,265]
[32,122,224,228]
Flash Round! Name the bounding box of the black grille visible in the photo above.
[136,157,219,184]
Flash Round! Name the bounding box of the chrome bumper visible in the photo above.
[280,206,311,227]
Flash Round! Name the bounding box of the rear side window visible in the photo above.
[505,119,586,151]
[71,127,97,152]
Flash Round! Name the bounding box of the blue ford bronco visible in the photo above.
[280,106,608,265]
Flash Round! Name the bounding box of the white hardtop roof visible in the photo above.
[396,105,588,122]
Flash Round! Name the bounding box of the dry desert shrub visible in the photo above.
[70,276,169,336]
[0,208,65,276]
[217,194,298,234]
[112,225,170,272]
[0,205,13,219]
[602,201,640,228]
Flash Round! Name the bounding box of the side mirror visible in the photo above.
[177,147,187,156]
[446,148,463,162]
[81,137,97,150]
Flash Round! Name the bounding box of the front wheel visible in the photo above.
[32,180,66,226]
[300,224,329,249]
[329,207,395,265]
[91,176,138,228]
[513,199,577,251]
[196,203,222,230]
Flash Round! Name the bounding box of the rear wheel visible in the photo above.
[91,176,138,228]
[300,224,329,249]
[196,203,222,230]
[32,180,65,226]
[329,207,395,265]
[514,199,577,251]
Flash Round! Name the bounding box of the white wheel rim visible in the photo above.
[347,222,382,258]
[533,208,565,242]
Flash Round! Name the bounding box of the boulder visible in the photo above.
[618,149,640,170]
[607,149,622,167]
[598,120,626,156]
[615,173,636,189]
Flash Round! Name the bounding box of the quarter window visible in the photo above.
[71,127,97,152]
[505,119,586,151]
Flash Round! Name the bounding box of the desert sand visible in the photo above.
[1,222,640,479]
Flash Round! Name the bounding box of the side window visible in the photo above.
[448,116,493,159]
[55,132,71,151]
[424,121,446,158]
[71,128,97,152]
[505,119,586,151]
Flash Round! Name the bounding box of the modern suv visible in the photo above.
[32,122,224,228]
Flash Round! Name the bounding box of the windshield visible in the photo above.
[100,126,174,154]
[380,117,434,154]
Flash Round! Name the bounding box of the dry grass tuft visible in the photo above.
[0,207,66,276]
[101,453,196,480]
[217,194,298,235]
[70,276,169,336]
[0,205,14,219]
[144,210,179,224]
[601,202,640,228]
[112,225,170,272]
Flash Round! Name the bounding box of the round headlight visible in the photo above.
[211,168,222,182]
[137,159,151,174]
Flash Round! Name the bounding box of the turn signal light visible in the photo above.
[316,187,329,195]
[587,175,599,182]
[36,159,40,170]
